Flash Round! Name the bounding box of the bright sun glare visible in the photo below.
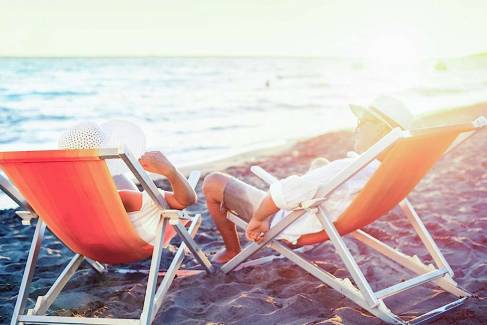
[365,28,423,65]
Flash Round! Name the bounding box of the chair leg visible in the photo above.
[30,254,85,316]
[172,220,214,274]
[351,230,470,298]
[140,218,168,325]
[399,199,454,277]
[314,207,379,308]
[85,258,106,274]
[269,241,404,324]
[150,214,203,323]
[10,219,46,325]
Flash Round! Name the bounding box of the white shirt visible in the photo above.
[269,157,380,244]
[127,189,165,245]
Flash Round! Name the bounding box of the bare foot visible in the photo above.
[211,248,240,264]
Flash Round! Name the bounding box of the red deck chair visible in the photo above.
[221,117,486,324]
[1,147,214,325]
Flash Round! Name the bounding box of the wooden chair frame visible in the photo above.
[221,117,486,324]
[4,147,214,325]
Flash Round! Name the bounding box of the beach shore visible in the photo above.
[1,103,486,324]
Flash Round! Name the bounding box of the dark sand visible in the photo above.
[1,104,486,324]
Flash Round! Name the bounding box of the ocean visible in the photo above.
[1,56,487,207]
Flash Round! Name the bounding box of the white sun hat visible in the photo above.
[350,96,415,130]
[58,120,146,175]
[58,122,108,149]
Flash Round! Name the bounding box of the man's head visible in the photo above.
[350,96,414,153]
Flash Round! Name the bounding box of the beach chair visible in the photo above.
[0,147,214,325]
[221,116,487,324]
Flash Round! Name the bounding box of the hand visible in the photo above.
[246,218,269,243]
[139,151,175,177]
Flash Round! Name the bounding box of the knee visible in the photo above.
[202,172,230,201]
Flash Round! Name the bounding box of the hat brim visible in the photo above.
[349,104,368,119]
[349,104,396,129]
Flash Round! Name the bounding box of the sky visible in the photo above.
[1,0,486,59]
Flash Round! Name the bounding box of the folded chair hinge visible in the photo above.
[32,296,46,315]
[161,210,182,221]
[16,210,38,225]
[178,211,194,220]
[161,210,194,225]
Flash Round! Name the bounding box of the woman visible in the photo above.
[58,121,197,245]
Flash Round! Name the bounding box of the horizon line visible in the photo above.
[0,51,485,61]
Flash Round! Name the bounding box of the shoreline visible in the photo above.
[179,100,487,176]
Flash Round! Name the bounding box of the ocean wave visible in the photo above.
[0,107,22,124]
[411,87,466,96]
[0,106,70,127]
[208,124,243,131]
[277,73,321,80]
[0,135,20,144]
[3,90,96,100]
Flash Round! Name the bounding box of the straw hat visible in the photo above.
[58,120,146,175]
[350,96,415,130]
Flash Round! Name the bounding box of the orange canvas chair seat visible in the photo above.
[295,124,474,246]
[0,149,152,264]
[2,147,214,325]
[221,117,486,324]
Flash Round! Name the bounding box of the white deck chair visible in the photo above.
[0,147,214,325]
[221,116,486,324]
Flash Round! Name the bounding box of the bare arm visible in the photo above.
[118,190,143,212]
[253,193,279,222]
[164,168,198,209]
[139,151,197,209]
[246,193,279,242]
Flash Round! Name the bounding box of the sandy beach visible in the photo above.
[1,103,486,324]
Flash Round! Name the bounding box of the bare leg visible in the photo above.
[202,172,241,263]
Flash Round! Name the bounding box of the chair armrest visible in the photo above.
[250,166,279,185]
[16,210,38,225]
[162,209,191,224]
[187,170,201,190]
[346,151,359,158]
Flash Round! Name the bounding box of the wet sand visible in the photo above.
[1,103,486,324]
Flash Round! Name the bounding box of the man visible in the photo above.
[202,97,415,263]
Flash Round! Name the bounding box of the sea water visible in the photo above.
[1,56,487,207]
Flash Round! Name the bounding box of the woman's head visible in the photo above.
[58,120,146,176]
[58,122,108,149]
